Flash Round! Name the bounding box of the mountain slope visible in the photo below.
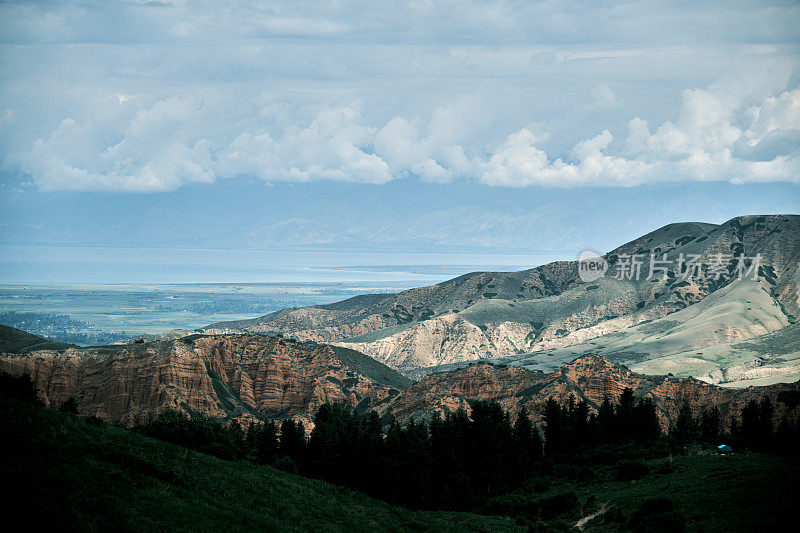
[500,275,789,375]
[207,215,800,384]
[0,324,75,353]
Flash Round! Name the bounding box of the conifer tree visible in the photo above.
[254,420,278,465]
[279,419,306,463]
[700,406,721,443]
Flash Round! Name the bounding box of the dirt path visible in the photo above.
[574,501,610,530]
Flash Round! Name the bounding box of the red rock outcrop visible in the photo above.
[0,332,409,426]
[385,354,800,431]
[3,324,797,434]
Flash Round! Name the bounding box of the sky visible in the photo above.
[0,0,799,280]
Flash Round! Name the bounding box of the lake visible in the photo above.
[0,245,568,342]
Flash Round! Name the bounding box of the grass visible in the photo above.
[0,323,75,352]
[2,395,797,532]
[531,449,798,531]
[0,397,517,532]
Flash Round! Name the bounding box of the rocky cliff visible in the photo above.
[3,325,798,433]
[384,354,800,432]
[0,328,410,426]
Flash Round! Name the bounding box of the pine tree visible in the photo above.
[672,401,698,444]
[598,396,616,443]
[740,399,760,450]
[570,398,590,450]
[255,420,278,464]
[758,397,774,450]
[513,407,540,479]
[633,396,661,443]
[279,419,306,463]
[543,397,563,456]
[616,388,636,441]
[700,406,721,443]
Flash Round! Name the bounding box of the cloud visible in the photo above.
[19,97,216,192]
[13,75,800,191]
[218,105,393,184]
[2,1,799,191]
[480,128,649,187]
[477,77,800,187]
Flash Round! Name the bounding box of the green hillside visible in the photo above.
[2,389,798,531]
[0,323,75,353]
[0,396,515,532]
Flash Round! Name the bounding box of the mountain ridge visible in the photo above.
[0,328,410,426]
[3,325,799,433]
[205,214,800,385]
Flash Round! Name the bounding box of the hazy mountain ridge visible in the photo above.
[209,215,800,385]
[5,181,799,256]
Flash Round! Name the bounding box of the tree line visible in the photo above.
[133,388,799,511]
[672,394,800,455]
[2,371,798,512]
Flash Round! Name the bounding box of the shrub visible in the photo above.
[628,497,686,532]
[134,410,244,460]
[481,493,539,518]
[538,491,577,519]
[576,467,597,483]
[275,456,298,474]
[617,460,649,481]
[0,372,40,404]
[604,506,625,524]
[59,397,79,414]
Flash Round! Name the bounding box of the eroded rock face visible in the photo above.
[338,314,499,372]
[384,354,800,432]
[0,333,409,426]
[3,329,797,435]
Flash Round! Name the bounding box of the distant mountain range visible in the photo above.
[4,180,798,254]
[207,215,800,388]
[1,214,798,430]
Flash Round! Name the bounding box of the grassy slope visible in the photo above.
[547,451,799,532]
[332,345,412,390]
[2,395,797,531]
[0,323,75,353]
[0,397,516,532]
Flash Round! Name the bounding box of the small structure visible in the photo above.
[716,444,733,455]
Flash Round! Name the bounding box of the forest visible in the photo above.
[134,387,800,514]
[3,371,799,530]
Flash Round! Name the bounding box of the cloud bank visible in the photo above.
[1,1,799,192]
[14,74,800,192]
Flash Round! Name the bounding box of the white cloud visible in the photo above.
[218,106,391,184]
[19,97,216,192]
[14,75,800,191]
[3,2,799,192]
[477,76,800,187]
[480,128,649,187]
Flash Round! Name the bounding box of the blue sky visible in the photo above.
[0,1,799,267]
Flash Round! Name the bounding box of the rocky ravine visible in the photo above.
[2,326,798,432]
[0,327,409,426]
[384,354,800,432]
[205,215,800,382]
